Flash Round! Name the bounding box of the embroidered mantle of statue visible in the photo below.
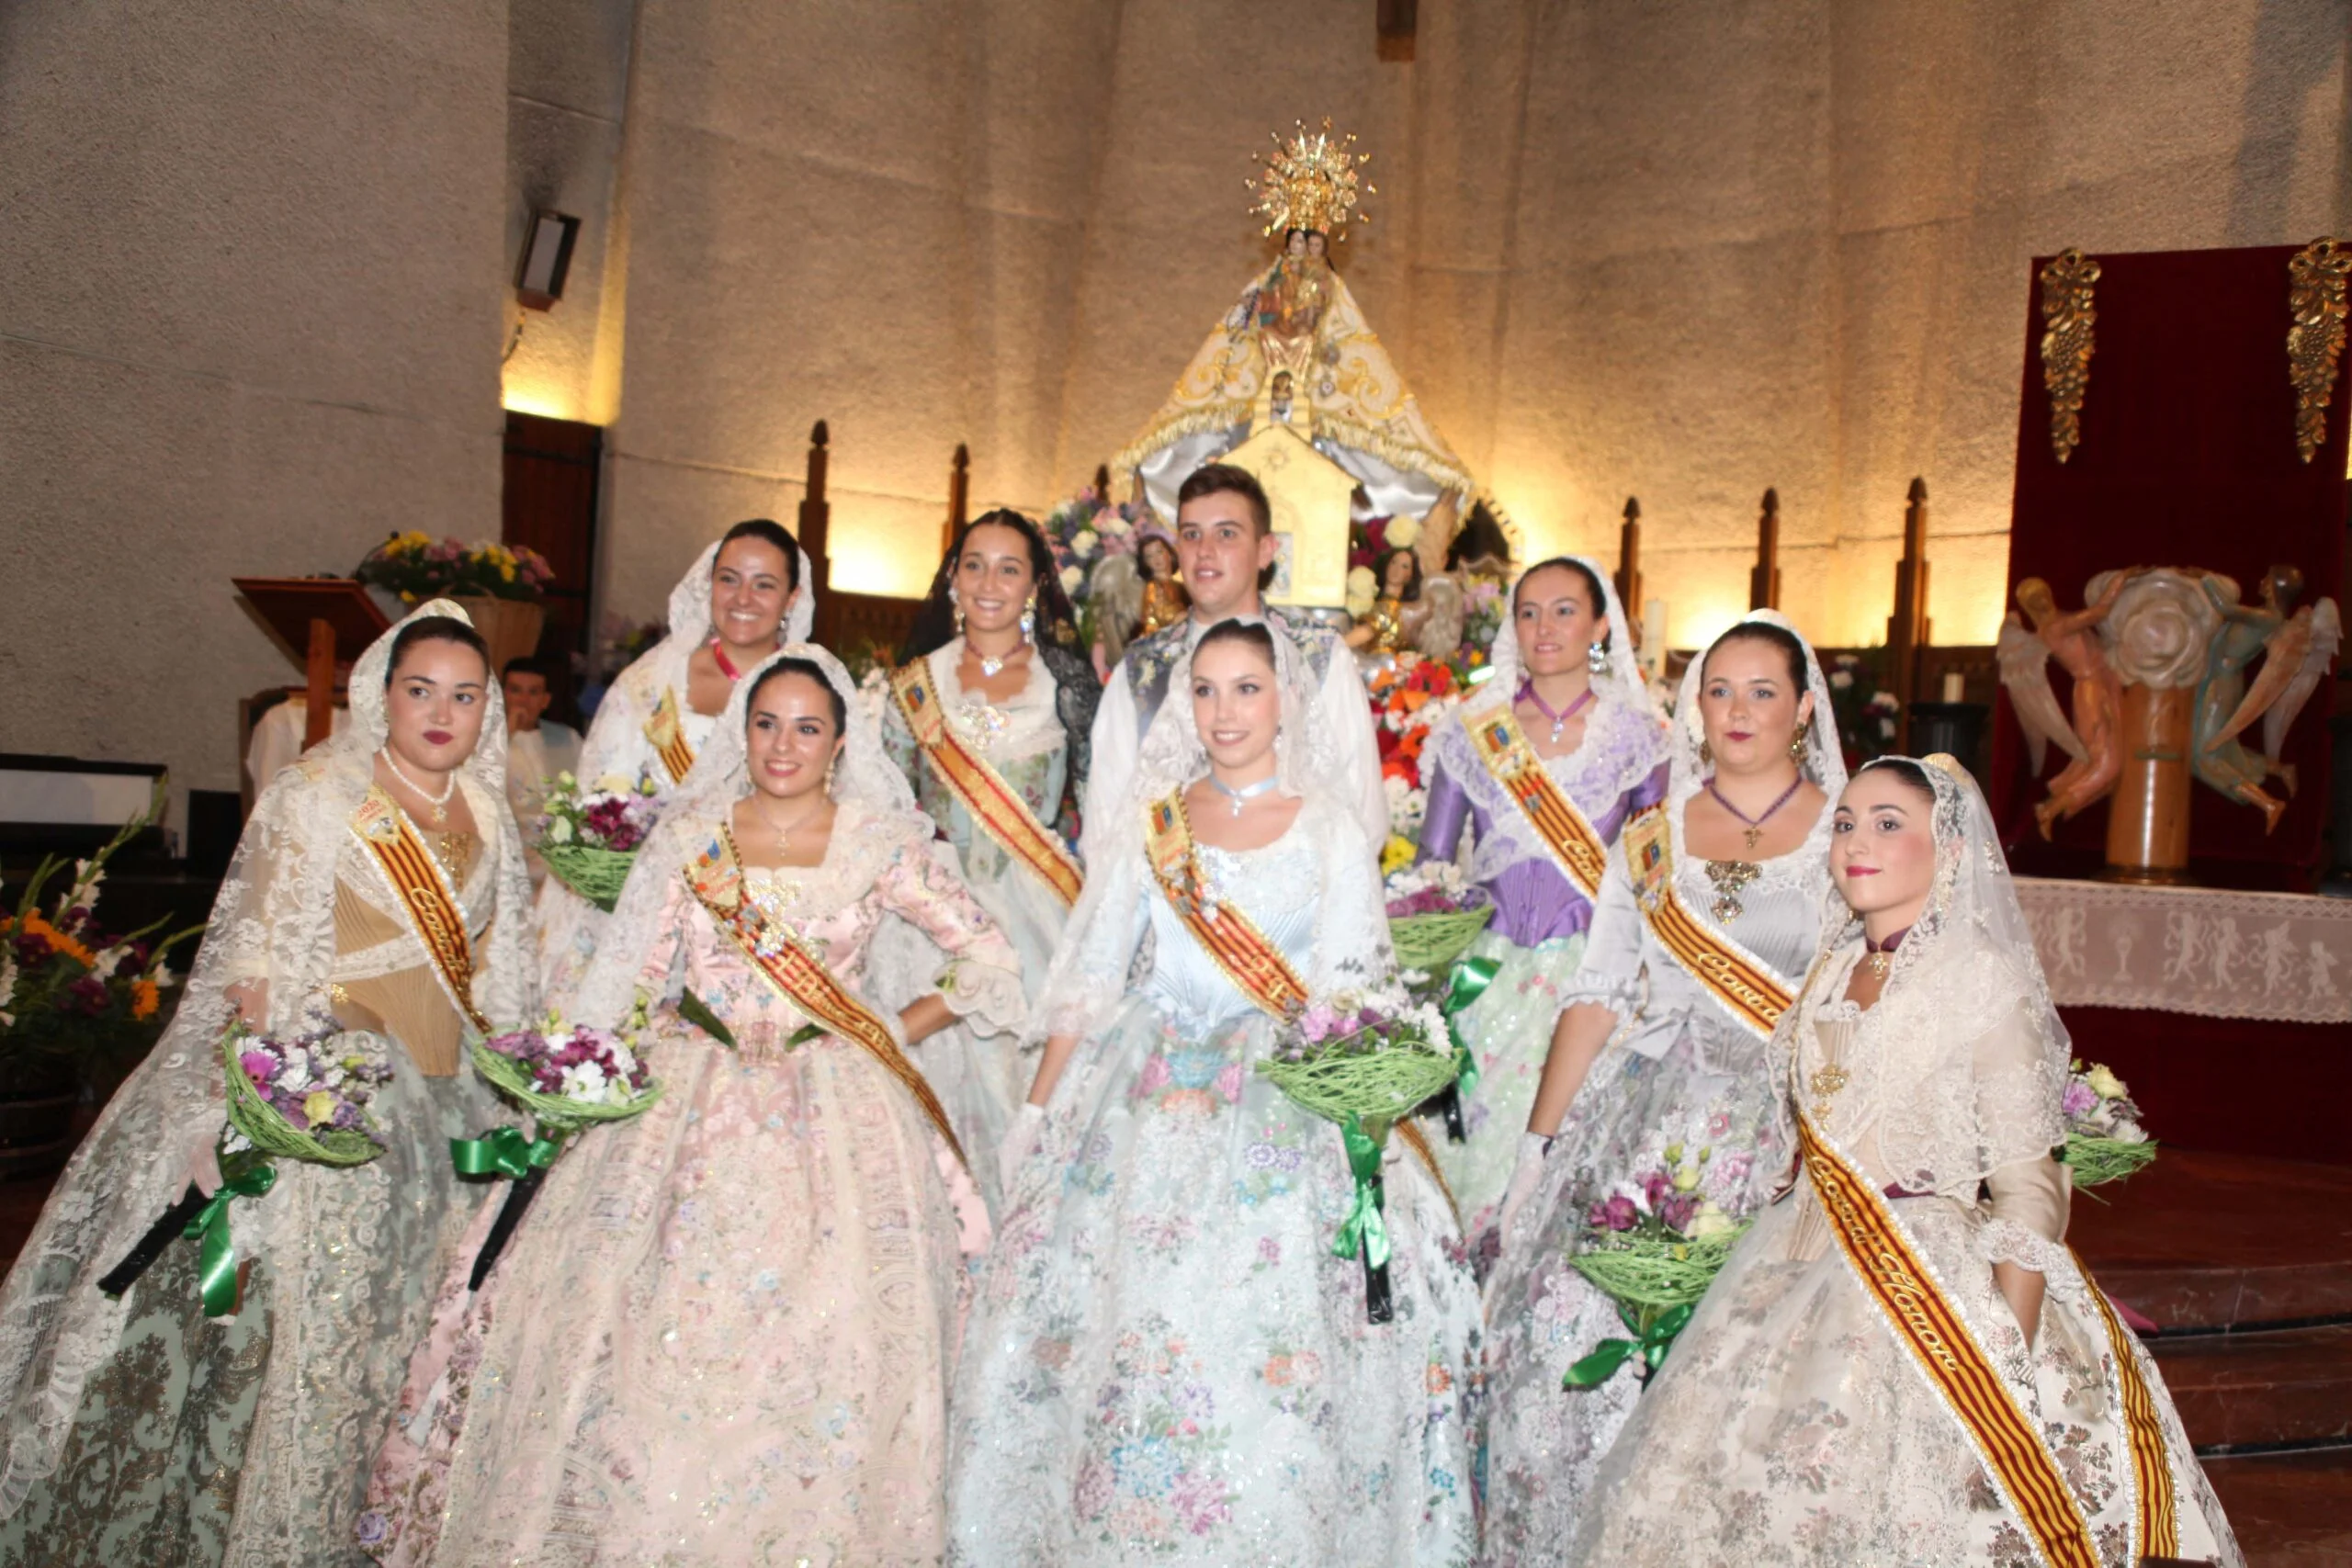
[2000,564,2339,842]
[1112,120,1476,584]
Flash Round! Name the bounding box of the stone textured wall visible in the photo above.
[7,0,2346,798]
[0,0,511,799]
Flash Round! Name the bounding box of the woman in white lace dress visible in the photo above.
[535,520,815,1008]
[1482,611,1846,1562]
[1567,757,2238,1565]
[945,621,1480,1566]
[1411,557,1668,1243]
[0,602,534,1567]
[883,510,1101,1202]
[357,647,1023,1565]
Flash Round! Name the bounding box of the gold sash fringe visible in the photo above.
[891,660,1083,908]
[350,787,489,1034]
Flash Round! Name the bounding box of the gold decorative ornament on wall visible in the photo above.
[2287,236,2351,465]
[2038,248,2099,465]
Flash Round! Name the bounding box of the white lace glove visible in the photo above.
[1495,1132,1554,1249]
[998,1102,1047,1184]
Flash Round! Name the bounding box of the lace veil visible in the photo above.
[571,643,919,1029]
[1029,626,1319,1044]
[1668,608,1849,811]
[1784,755,2070,1191]
[1483,555,1657,721]
[0,599,533,1517]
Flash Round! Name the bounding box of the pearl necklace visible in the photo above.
[379,749,456,827]
[1209,773,1281,818]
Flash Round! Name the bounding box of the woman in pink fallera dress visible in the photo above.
[359,646,1023,1567]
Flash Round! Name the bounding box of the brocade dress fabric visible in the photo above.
[1480,793,1832,1562]
[359,797,1023,1567]
[944,795,1480,1567]
[882,638,1076,1202]
[1565,933,2240,1565]
[1412,689,1668,1240]
[0,602,533,1568]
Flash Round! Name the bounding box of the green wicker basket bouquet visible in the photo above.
[2059,1059,2157,1190]
[100,1013,397,1316]
[1562,1102,1760,1389]
[537,772,659,912]
[1383,859,1495,973]
[453,1018,663,1288]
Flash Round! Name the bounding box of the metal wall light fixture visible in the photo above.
[515,209,582,310]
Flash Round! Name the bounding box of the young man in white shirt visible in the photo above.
[1081,462,1387,855]
[502,657,582,883]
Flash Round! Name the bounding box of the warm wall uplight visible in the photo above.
[502,380,580,423]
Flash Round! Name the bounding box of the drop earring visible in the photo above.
[1789,731,1807,762]
[1587,639,1610,675]
[824,750,840,798]
[953,598,966,637]
[1021,593,1036,646]
[1699,738,1714,767]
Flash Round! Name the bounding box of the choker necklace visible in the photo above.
[1864,925,1911,979]
[1518,681,1596,745]
[1705,773,1804,852]
[1209,773,1280,818]
[380,748,457,828]
[968,637,1023,680]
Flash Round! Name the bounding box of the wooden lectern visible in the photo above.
[232,579,391,747]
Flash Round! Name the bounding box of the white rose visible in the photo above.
[546,817,574,845]
[1829,669,1854,689]
[1071,529,1100,558]
[1383,516,1421,549]
[1347,565,1378,598]
[1059,565,1084,593]
[1099,513,1131,536]
[2085,1063,2128,1100]
[594,774,634,795]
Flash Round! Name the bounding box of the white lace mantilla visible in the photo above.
[2016,875,2352,1023]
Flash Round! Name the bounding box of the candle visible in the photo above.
[1941,671,1964,703]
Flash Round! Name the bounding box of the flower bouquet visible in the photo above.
[537,772,660,911]
[1563,1106,1757,1389]
[99,1012,395,1316]
[355,532,555,605]
[2060,1059,2156,1189]
[454,1018,661,1287]
[1261,987,1459,1322]
[1383,858,1494,974]
[1039,489,1149,649]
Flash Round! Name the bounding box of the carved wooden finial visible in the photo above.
[1762,486,1779,517]
[1615,496,1644,621]
[1887,477,1933,750]
[1751,488,1782,611]
[1093,463,1111,497]
[810,419,829,447]
[1908,475,1928,504]
[1623,495,1641,525]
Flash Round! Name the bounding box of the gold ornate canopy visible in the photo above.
[1248,118,1373,240]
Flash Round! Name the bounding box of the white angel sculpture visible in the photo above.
[2196,565,2341,828]
[1996,571,2133,837]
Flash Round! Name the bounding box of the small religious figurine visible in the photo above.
[1996,570,2133,837]
[1084,525,1190,674]
[1345,544,1465,664]
[2194,566,2341,830]
[1134,527,1189,637]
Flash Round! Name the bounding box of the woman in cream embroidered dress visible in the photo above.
[359,646,1023,1567]
[535,519,814,1009]
[884,510,1101,1202]
[1567,759,2237,1565]
[946,621,1480,1567]
[1481,611,1846,1563]
[1412,557,1667,1242]
[0,603,532,1568]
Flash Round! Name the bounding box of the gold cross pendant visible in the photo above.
[1808,1062,1849,1123]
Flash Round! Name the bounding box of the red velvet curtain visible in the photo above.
[1994,244,2347,889]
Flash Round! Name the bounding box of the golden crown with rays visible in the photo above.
[1248,118,1374,239]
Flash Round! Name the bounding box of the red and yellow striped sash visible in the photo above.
[686,832,967,1170]
[1620,804,1791,1042]
[2078,1244,2182,1558]
[1798,1111,2101,1567]
[891,660,1082,908]
[350,788,489,1033]
[1466,703,1609,897]
[1142,792,1457,1222]
[644,688,696,786]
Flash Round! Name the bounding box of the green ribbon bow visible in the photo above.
[1442,955,1501,1102]
[1330,1115,1392,1270]
[450,1125,562,1180]
[1562,1300,1695,1390]
[183,1160,278,1318]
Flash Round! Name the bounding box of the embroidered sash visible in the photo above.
[1619,804,1792,1043]
[1465,702,1609,897]
[2078,1245,2182,1558]
[350,787,490,1033]
[892,660,1082,908]
[1798,1111,2176,1565]
[685,834,967,1170]
[644,688,695,786]
[1142,792,1457,1221]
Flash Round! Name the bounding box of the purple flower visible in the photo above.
[355,1512,390,1547]
[2061,1080,2098,1119]
[1589,1193,1640,1232]
[1656,1193,1698,1233]
[240,1051,277,1085]
[66,976,110,1015]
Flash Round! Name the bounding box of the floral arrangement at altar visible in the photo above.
[355,532,555,605]
[0,781,198,1097]
[1367,657,1469,866]
[1824,649,1903,766]
[1562,1102,1758,1389]
[1039,490,1152,649]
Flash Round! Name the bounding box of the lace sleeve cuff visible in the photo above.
[935,957,1027,1036]
[1556,970,1640,1019]
[1977,1216,2069,1276]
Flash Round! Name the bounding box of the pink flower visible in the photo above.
[2062,1080,2098,1119]
[1588,1193,1640,1232]
[1135,1055,1171,1095]
[240,1051,277,1085]
[1214,1062,1245,1103]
